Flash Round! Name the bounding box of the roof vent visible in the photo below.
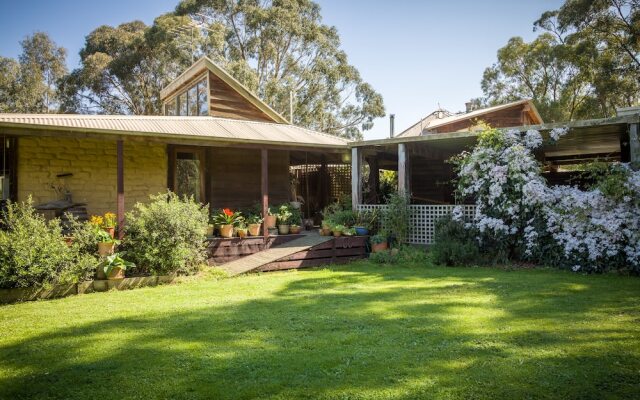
[465,102,473,113]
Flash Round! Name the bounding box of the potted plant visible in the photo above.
[321,219,332,236]
[277,204,293,234]
[289,207,302,234]
[246,214,263,236]
[96,253,135,280]
[332,224,345,237]
[91,216,119,256]
[354,209,378,236]
[213,208,243,238]
[264,206,277,229]
[343,227,356,236]
[370,233,388,253]
[235,222,248,239]
[103,212,117,238]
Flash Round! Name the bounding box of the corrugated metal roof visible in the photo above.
[396,99,542,137]
[0,114,348,147]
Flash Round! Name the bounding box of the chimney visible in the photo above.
[465,102,473,113]
[390,114,395,138]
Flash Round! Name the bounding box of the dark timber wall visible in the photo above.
[208,72,275,122]
[208,148,290,209]
[432,104,531,133]
[410,157,456,204]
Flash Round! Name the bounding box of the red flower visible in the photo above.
[223,208,234,217]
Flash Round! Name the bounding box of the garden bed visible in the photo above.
[0,275,177,304]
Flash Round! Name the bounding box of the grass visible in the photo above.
[1,262,639,400]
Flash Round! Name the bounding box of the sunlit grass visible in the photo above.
[1,262,639,399]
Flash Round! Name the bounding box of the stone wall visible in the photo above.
[18,136,167,216]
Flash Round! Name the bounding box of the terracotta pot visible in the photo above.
[278,224,290,235]
[236,229,247,239]
[290,225,302,234]
[264,215,277,229]
[206,225,215,237]
[63,236,74,247]
[220,224,234,238]
[332,230,342,237]
[371,241,388,253]
[248,223,262,236]
[103,227,115,239]
[107,266,125,280]
[321,228,331,236]
[97,242,115,257]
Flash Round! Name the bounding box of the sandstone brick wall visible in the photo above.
[18,136,167,216]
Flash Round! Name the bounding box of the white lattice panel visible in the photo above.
[356,204,475,245]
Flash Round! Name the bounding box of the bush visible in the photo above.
[0,199,97,288]
[369,246,429,265]
[381,192,411,246]
[122,192,208,275]
[430,215,481,266]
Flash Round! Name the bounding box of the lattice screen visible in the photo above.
[356,204,475,245]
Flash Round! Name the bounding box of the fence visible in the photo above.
[355,204,476,245]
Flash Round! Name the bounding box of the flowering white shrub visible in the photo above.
[452,125,640,272]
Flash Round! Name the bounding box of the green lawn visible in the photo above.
[1,262,639,400]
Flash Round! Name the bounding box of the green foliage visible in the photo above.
[0,32,67,113]
[0,199,96,289]
[354,209,378,230]
[581,161,634,202]
[370,233,387,244]
[381,192,412,247]
[289,207,302,226]
[369,246,429,265]
[430,216,481,267]
[245,213,263,225]
[481,1,639,121]
[122,192,208,275]
[98,253,136,277]
[276,204,293,225]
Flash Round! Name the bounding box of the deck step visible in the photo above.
[218,234,333,276]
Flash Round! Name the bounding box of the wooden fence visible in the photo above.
[355,204,476,245]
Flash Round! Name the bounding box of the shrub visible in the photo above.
[381,192,412,246]
[0,199,97,288]
[369,246,429,265]
[122,192,208,275]
[430,215,481,266]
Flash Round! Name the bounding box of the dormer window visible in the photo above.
[164,77,208,116]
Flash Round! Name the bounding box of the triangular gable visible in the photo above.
[160,57,289,124]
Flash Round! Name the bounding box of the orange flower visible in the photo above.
[223,208,233,217]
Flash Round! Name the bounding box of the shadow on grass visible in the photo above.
[1,265,639,399]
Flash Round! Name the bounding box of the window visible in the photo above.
[0,137,16,205]
[172,148,205,203]
[164,75,209,116]
[178,92,188,116]
[197,78,208,116]
[188,85,198,116]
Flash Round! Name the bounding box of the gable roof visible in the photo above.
[160,57,289,124]
[396,99,543,138]
[0,114,347,148]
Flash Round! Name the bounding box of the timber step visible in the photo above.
[218,234,333,276]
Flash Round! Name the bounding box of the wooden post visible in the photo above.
[261,148,269,241]
[366,156,379,204]
[116,139,125,239]
[630,123,639,169]
[398,143,407,195]
[351,147,361,210]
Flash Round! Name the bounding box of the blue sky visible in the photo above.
[0,0,563,140]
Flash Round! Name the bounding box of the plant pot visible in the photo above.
[278,224,290,235]
[354,227,369,236]
[206,225,215,237]
[290,225,302,234]
[236,229,248,239]
[371,241,388,253]
[321,228,331,236]
[332,230,342,237]
[268,227,278,236]
[107,266,125,280]
[248,223,262,236]
[321,221,330,230]
[63,236,74,247]
[220,224,234,238]
[103,227,115,239]
[264,215,277,229]
[97,242,115,257]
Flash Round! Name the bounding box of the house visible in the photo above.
[0,57,350,238]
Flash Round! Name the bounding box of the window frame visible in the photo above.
[162,73,210,116]
[168,145,207,204]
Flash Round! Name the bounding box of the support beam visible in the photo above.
[116,139,125,239]
[351,147,362,209]
[630,123,639,168]
[366,156,379,204]
[261,148,269,241]
[398,143,408,195]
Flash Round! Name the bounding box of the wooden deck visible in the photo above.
[218,233,333,276]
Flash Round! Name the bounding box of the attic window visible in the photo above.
[164,77,208,116]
